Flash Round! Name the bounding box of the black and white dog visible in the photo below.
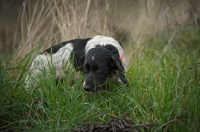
[25,35,128,92]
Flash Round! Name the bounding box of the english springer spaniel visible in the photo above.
[25,35,128,92]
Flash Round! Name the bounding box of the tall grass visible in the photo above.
[11,0,112,62]
[0,0,200,131]
[1,46,199,131]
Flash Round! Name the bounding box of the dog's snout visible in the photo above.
[83,81,92,92]
[83,85,92,92]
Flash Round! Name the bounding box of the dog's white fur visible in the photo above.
[25,43,74,89]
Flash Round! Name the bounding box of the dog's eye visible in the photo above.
[95,66,101,72]
[97,67,101,71]
[83,67,89,73]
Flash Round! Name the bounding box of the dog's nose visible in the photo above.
[83,85,92,92]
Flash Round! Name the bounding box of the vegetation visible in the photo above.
[0,0,200,131]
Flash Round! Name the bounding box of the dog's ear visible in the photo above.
[103,45,127,83]
[109,54,128,84]
[109,55,128,84]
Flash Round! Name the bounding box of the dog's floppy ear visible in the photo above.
[109,55,128,84]
[104,45,127,84]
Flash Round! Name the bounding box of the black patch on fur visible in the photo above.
[42,42,68,54]
[95,44,120,56]
[70,38,91,71]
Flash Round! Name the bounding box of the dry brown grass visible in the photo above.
[12,0,112,62]
[0,0,199,63]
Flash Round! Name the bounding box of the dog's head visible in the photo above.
[82,45,128,92]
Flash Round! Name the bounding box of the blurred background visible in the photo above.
[0,0,200,63]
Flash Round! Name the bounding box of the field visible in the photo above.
[0,0,200,131]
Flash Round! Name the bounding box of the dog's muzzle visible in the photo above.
[83,81,102,93]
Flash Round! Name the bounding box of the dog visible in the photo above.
[25,35,128,92]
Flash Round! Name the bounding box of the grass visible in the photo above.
[0,0,200,131]
[0,45,199,131]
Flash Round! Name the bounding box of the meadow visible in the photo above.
[0,0,200,131]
